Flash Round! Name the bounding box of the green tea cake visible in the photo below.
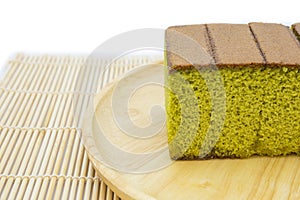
[165,23,300,160]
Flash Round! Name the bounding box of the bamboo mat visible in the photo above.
[0,53,162,199]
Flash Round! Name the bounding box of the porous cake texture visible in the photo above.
[165,23,300,160]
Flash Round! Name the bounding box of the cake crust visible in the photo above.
[166,23,300,70]
[165,25,213,70]
[249,23,300,65]
[207,23,264,65]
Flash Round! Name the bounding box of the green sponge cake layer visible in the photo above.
[167,67,300,159]
[165,23,300,160]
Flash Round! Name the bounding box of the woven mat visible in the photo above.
[0,54,162,199]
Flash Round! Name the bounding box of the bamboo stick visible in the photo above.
[27,56,71,199]
[0,54,49,155]
[113,192,121,200]
[0,55,28,124]
[2,55,56,198]
[83,59,102,200]
[75,58,99,200]
[35,55,90,198]
[83,162,95,200]
[0,55,134,199]
[49,58,80,199]
[13,130,45,199]
[0,56,56,174]
[69,57,94,199]
[0,55,36,151]
[52,129,76,199]
[16,131,45,195]
[55,57,97,199]
[60,134,81,199]
[92,172,100,200]
[1,56,58,199]
[0,176,13,199]
[0,54,23,88]
[16,59,66,195]
[2,58,57,163]
[3,54,31,89]
[6,177,21,200]
[43,108,74,198]
[99,180,107,200]
[0,56,42,177]
[106,187,113,200]
[60,55,86,198]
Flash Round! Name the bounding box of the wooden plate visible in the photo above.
[83,63,300,200]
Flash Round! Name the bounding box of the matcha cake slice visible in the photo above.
[165,23,300,160]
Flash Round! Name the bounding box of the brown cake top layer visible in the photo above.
[165,23,300,70]
[165,25,213,68]
[250,23,300,66]
[208,24,264,66]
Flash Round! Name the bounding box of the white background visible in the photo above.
[0,0,299,66]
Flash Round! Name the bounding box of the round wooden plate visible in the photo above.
[83,63,300,200]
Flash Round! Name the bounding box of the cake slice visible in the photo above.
[165,23,300,160]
